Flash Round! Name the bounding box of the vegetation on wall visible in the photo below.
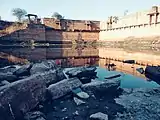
[12,8,27,22]
[52,12,64,19]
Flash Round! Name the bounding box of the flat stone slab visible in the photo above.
[82,79,120,94]
[65,66,97,78]
[47,78,82,100]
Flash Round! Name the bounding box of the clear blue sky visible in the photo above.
[0,0,160,21]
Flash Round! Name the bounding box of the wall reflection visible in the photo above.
[0,45,159,79]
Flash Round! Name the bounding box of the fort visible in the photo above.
[100,5,160,45]
[0,14,100,44]
[1,6,160,45]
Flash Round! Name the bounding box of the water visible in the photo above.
[0,45,160,88]
[96,67,159,88]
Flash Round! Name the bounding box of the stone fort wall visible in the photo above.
[0,18,100,43]
[99,6,160,41]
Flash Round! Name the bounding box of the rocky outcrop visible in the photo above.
[0,74,46,120]
[47,78,82,100]
[115,88,160,120]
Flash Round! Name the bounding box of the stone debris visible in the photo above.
[76,91,90,99]
[24,111,46,120]
[0,60,158,120]
[73,97,85,106]
[90,112,108,120]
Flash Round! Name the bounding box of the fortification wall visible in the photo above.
[1,23,99,43]
[43,18,100,31]
[100,6,160,41]
[100,23,160,41]
[45,30,99,41]
[1,24,46,42]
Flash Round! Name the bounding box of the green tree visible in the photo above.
[52,12,64,19]
[12,8,27,22]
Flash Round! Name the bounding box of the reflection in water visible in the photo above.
[0,45,160,87]
[0,52,29,67]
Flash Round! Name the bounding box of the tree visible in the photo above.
[113,16,119,23]
[12,8,27,22]
[52,12,64,19]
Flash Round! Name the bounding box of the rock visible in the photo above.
[24,111,46,120]
[56,68,67,81]
[73,111,79,116]
[0,72,17,82]
[90,112,108,120]
[36,70,59,86]
[115,88,160,120]
[0,74,46,120]
[30,60,58,75]
[76,91,90,99]
[79,77,91,84]
[62,108,67,112]
[0,80,10,87]
[47,78,82,100]
[0,65,20,73]
[13,64,33,77]
[82,79,120,95]
[73,97,85,106]
[65,66,97,78]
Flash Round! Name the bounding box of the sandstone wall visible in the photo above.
[43,18,100,31]
[1,24,46,42]
[1,20,99,43]
[45,30,99,41]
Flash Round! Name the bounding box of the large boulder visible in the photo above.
[0,72,17,82]
[65,66,97,78]
[13,64,33,77]
[0,74,46,120]
[30,60,58,75]
[47,78,82,100]
[81,79,120,96]
[115,88,160,120]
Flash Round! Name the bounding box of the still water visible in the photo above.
[0,45,160,88]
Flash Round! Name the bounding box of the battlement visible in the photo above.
[100,5,160,41]
[100,6,160,31]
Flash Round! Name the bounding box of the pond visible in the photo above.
[0,45,160,88]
